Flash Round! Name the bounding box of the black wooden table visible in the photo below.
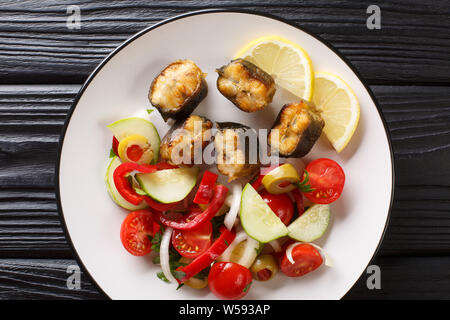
[1,0,449,300]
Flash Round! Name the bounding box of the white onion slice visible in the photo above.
[224,182,242,230]
[217,230,260,268]
[285,242,301,264]
[269,239,282,253]
[309,243,334,267]
[160,227,177,283]
[218,230,247,262]
[237,236,260,268]
[285,242,333,267]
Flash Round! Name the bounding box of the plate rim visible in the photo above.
[55,8,395,300]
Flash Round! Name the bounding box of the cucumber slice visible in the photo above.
[105,156,148,210]
[136,167,198,204]
[240,184,289,243]
[107,117,160,164]
[287,204,331,242]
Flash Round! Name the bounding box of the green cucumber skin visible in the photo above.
[240,184,289,243]
[287,205,330,242]
[136,167,198,204]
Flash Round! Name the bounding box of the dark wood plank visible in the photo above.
[1,256,448,299]
[0,259,103,299]
[0,0,449,84]
[0,84,449,258]
[344,255,450,299]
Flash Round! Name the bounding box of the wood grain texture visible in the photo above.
[0,259,102,299]
[1,256,449,299]
[345,256,450,299]
[0,0,449,84]
[0,84,449,258]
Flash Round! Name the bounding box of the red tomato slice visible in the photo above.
[120,209,160,256]
[280,243,323,277]
[303,158,345,204]
[172,209,212,259]
[208,262,253,300]
[259,190,294,225]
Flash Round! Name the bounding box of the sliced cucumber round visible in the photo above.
[287,204,331,242]
[136,167,198,204]
[105,156,148,211]
[240,184,289,243]
[107,117,160,164]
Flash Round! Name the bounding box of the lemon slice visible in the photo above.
[312,72,360,152]
[235,35,314,101]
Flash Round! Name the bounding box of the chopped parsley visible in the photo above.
[243,282,252,293]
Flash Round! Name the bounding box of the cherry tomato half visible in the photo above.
[208,262,253,300]
[172,208,212,259]
[120,209,160,256]
[280,243,323,277]
[259,190,294,225]
[303,158,345,204]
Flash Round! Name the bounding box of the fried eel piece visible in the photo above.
[268,101,324,158]
[216,59,275,112]
[214,122,260,181]
[149,60,207,121]
[160,115,213,165]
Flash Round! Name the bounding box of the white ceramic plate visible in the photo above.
[57,10,393,300]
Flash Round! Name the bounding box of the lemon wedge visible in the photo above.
[312,72,360,152]
[235,35,314,101]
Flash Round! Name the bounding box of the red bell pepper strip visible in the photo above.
[143,196,179,212]
[158,184,228,230]
[193,170,218,205]
[177,226,236,282]
[251,174,264,190]
[112,136,120,156]
[291,188,304,216]
[155,162,179,170]
[113,162,157,205]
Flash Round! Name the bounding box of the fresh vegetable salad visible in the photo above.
[105,36,358,300]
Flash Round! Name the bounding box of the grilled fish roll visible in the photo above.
[149,60,208,121]
[216,59,276,113]
[160,115,213,166]
[268,101,324,158]
[214,122,260,181]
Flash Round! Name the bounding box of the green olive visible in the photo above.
[250,254,278,281]
[261,163,300,194]
[185,276,208,289]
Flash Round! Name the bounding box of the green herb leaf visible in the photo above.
[109,148,116,158]
[294,170,315,193]
[176,283,184,290]
[243,282,252,293]
[254,244,263,256]
[147,109,154,115]
[211,215,226,238]
[150,232,162,253]
[224,239,229,246]
[173,270,186,280]
[152,255,160,265]
[157,271,170,283]
[193,266,210,280]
